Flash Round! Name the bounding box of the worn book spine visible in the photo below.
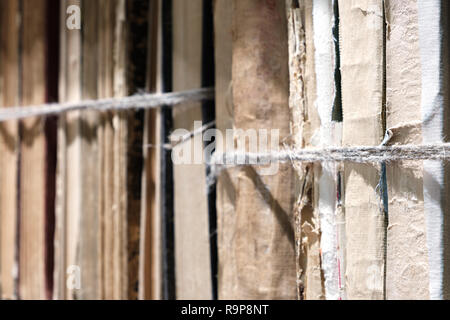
[0,0,20,300]
[213,0,238,301]
[231,0,296,299]
[56,0,82,300]
[97,0,117,299]
[55,0,105,300]
[339,0,385,299]
[19,0,50,300]
[172,0,213,300]
[286,0,324,300]
[385,0,429,300]
[113,0,128,300]
[304,0,324,300]
[79,0,102,300]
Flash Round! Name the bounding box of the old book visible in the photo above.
[303,0,325,301]
[385,0,429,299]
[79,0,102,300]
[0,0,20,300]
[340,0,385,299]
[55,0,104,300]
[56,0,82,300]
[56,0,148,300]
[213,0,238,301]
[286,0,325,300]
[97,0,128,300]
[172,0,213,300]
[113,0,128,300]
[19,0,53,300]
[229,0,296,299]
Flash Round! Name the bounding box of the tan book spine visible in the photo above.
[286,0,325,300]
[339,0,385,300]
[385,0,429,300]
[172,0,213,300]
[230,0,296,299]
[58,0,83,300]
[79,0,102,300]
[0,0,20,300]
[19,0,48,300]
[213,0,237,300]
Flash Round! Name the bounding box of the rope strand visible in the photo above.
[0,87,214,121]
[210,143,450,165]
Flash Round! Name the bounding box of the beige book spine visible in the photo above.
[172,0,213,300]
[339,0,385,300]
[230,0,296,299]
[0,0,20,300]
[19,0,48,300]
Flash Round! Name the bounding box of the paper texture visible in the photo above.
[340,0,385,300]
[173,0,212,300]
[286,0,324,300]
[229,0,296,299]
[385,0,429,300]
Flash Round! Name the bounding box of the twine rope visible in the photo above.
[2,87,450,167]
[0,87,215,121]
[206,143,450,186]
[210,143,450,165]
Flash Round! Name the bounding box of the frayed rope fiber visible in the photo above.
[210,143,450,168]
[2,86,450,165]
[206,143,450,186]
[0,87,215,121]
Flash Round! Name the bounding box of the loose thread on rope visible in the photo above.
[145,120,216,150]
